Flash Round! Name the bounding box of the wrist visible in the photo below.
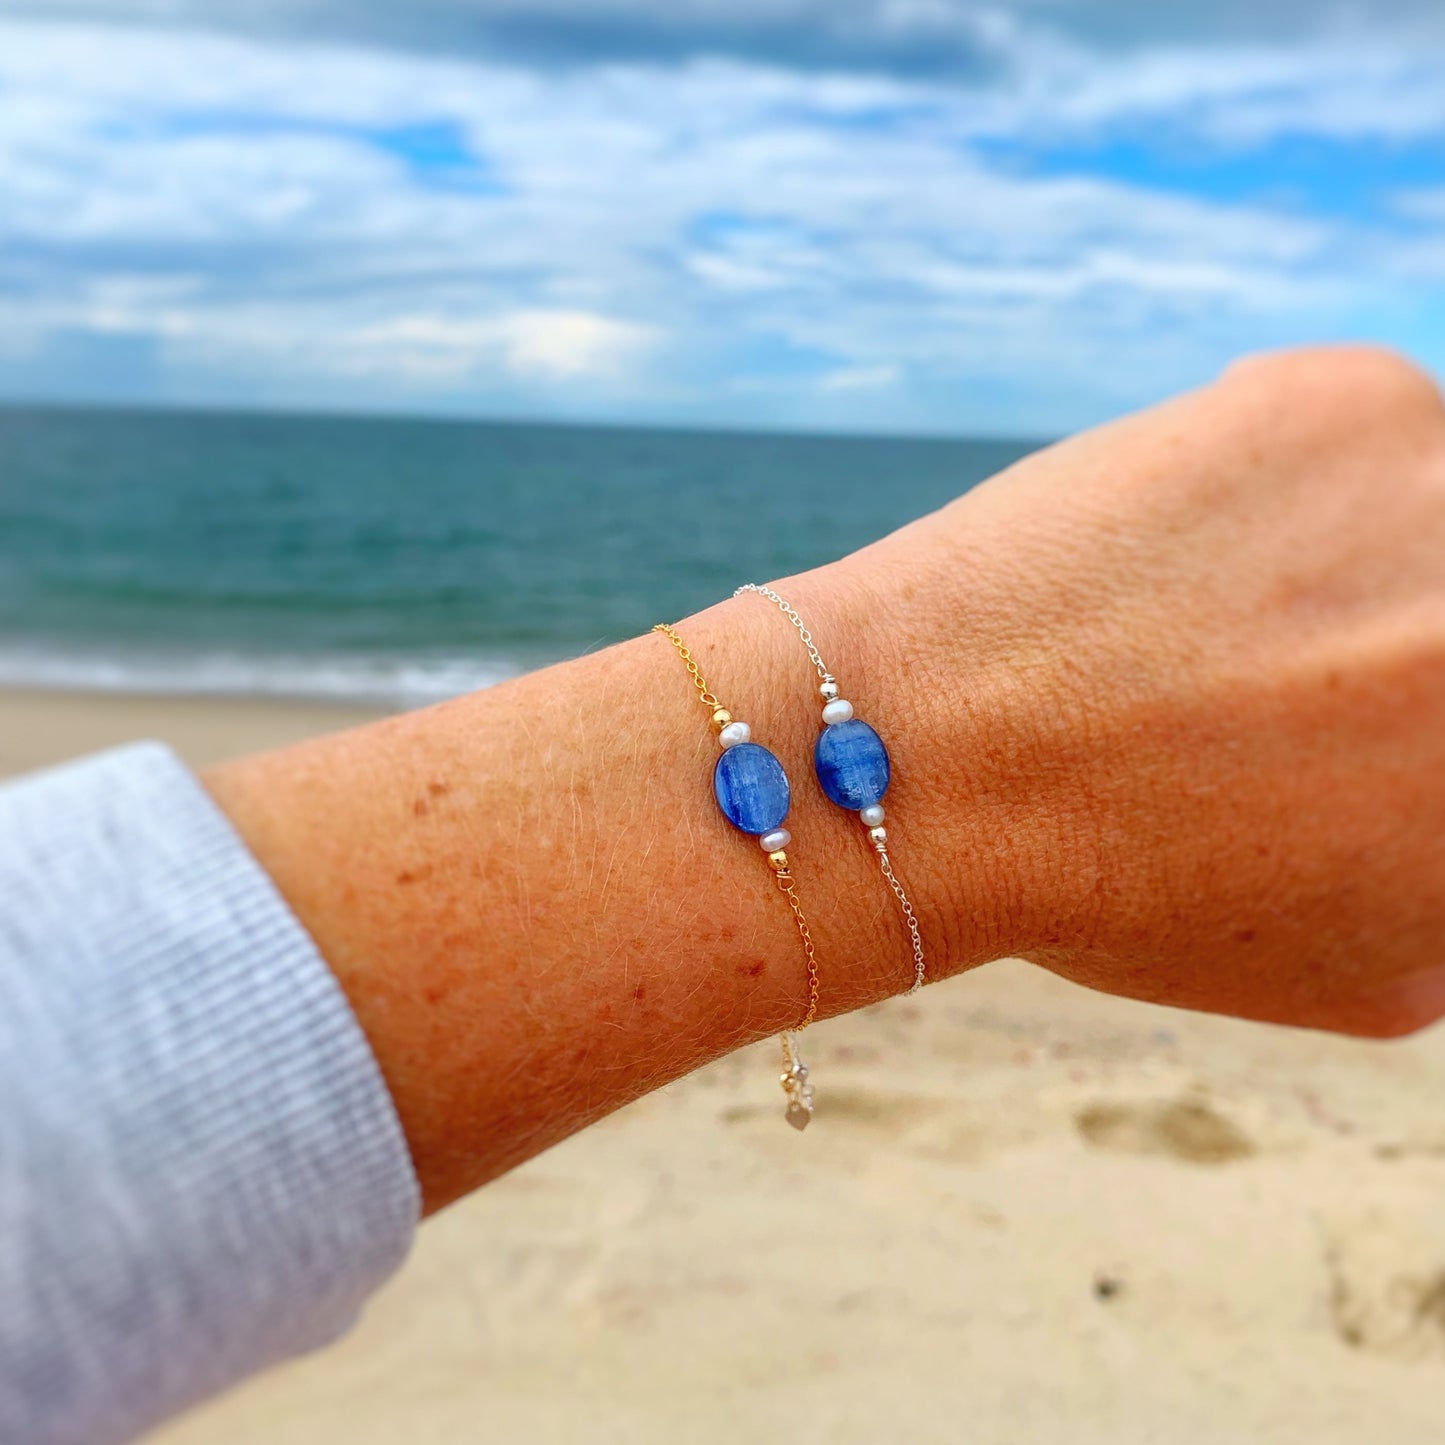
[206,547,1045,1211]
[692,547,1043,993]
[795,508,1089,974]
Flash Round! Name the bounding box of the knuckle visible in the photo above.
[1329,346,1445,421]
[1222,344,1445,429]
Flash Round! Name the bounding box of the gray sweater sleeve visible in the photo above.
[0,743,421,1445]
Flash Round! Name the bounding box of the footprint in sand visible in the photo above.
[1074,1097,1255,1164]
[1325,1222,1445,1360]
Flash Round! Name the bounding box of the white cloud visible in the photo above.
[1393,189,1445,223]
[0,14,1439,432]
[348,310,656,380]
[819,363,899,391]
[994,41,1445,145]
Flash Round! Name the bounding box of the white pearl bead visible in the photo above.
[718,720,752,748]
[759,828,791,852]
[859,803,885,828]
[821,698,854,725]
[819,679,839,701]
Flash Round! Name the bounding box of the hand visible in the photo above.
[847,345,1445,1036]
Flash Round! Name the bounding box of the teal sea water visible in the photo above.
[0,405,1037,705]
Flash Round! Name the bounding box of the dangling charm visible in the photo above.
[780,1032,815,1130]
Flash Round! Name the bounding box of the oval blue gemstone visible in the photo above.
[713,742,791,835]
[815,718,891,809]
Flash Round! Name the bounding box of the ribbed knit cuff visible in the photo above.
[0,742,420,1445]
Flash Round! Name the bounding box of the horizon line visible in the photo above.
[0,391,1053,451]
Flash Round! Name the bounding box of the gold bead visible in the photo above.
[767,850,789,870]
[711,707,732,730]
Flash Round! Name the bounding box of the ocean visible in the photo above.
[0,405,1037,707]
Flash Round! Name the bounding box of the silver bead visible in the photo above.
[821,698,854,726]
[758,828,791,853]
[819,679,840,701]
[859,803,885,828]
[718,720,751,748]
[868,825,888,847]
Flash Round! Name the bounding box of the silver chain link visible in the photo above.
[878,849,927,993]
[733,582,832,682]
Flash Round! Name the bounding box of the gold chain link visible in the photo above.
[772,867,820,1029]
[651,622,720,710]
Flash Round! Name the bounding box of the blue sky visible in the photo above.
[0,2,1442,437]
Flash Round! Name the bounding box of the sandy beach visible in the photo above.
[8,685,1445,1444]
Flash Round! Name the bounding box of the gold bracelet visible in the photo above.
[653,622,820,1129]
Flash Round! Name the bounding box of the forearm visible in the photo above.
[207,345,1445,1214]
[203,561,1014,1213]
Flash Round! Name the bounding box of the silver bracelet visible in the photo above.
[735,583,927,994]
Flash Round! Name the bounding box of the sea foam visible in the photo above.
[0,644,521,708]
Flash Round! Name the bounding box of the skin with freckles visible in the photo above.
[206,344,1445,1215]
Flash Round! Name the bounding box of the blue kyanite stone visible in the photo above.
[815,718,891,809]
[713,742,791,835]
